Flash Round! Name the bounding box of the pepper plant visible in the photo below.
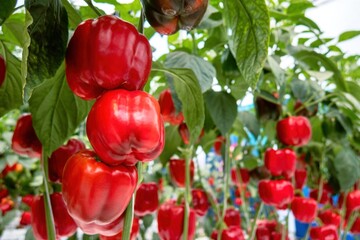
[0,0,359,239]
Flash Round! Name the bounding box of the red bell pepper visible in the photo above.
[62,150,138,231]
[86,89,164,166]
[158,89,184,125]
[271,232,289,240]
[178,123,204,145]
[318,209,341,228]
[134,182,159,217]
[350,217,360,234]
[294,169,307,189]
[11,114,42,158]
[310,225,338,240]
[211,226,245,240]
[294,100,318,117]
[22,194,35,207]
[75,214,124,237]
[1,163,23,177]
[346,190,360,216]
[255,93,282,121]
[224,208,241,227]
[0,197,13,216]
[291,197,317,223]
[99,217,139,240]
[66,15,152,100]
[255,219,277,240]
[276,116,312,146]
[157,200,196,240]
[48,138,85,183]
[0,55,5,87]
[264,148,296,178]
[31,193,77,239]
[191,189,209,217]
[231,167,250,185]
[258,180,294,208]
[309,188,330,204]
[0,189,8,201]
[20,211,32,226]
[169,159,195,188]
[214,136,226,155]
[141,0,209,35]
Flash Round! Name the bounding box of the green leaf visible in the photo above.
[289,47,348,92]
[338,30,360,42]
[287,0,314,16]
[290,79,324,102]
[238,111,260,137]
[165,51,215,93]
[197,5,223,29]
[223,0,270,91]
[159,125,182,165]
[0,0,17,26]
[25,0,69,100]
[29,62,93,158]
[0,13,25,46]
[61,0,82,29]
[0,46,23,117]
[268,55,285,85]
[153,68,204,145]
[204,90,238,135]
[25,227,36,240]
[328,147,360,191]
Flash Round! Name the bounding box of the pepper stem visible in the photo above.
[41,152,56,240]
[249,202,264,240]
[183,146,193,240]
[84,0,102,17]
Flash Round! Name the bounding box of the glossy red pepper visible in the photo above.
[169,159,195,187]
[134,182,159,217]
[0,189,8,200]
[191,189,209,216]
[99,217,139,240]
[1,163,23,177]
[157,200,196,240]
[318,210,341,228]
[310,225,338,240]
[0,55,5,87]
[271,232,289,240]
[22,194,35,207]
[48,138,85,183]
[31,193,77,240]
[178,122,204,145]
[291,197,317,223]
[158,89,184,125]
[276,116,312,146]
[264,148,296,178]
[350,217,360,234]
[211,226,245,240]
[20,211,32,226]
[258,180,294,208]
[11,114,42,158]
[224,208,241,227]
[294,169,307,189]
[231,168,250,185]
[141,0,209,35]
[0,197,13,216]
[62,150,138,231]
[346,190,360,216]
[75,214,124,236]
[255,219,277,240]
[214,136,226,155]
[66,15,152,100]
[86,89,164,166]
[309,188,330,204]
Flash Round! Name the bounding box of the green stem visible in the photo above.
[41,153,56,240]
[122,162,142,240]
[343,212,359,240]
[190,31,198,55]
[183,146,193,240]
[294,93,337,114]
[137,9,145,33]
[304,224,310,240]
[249,202,264,240]
[218,133,231,240]
[84,0,102,16]
[340,191,349,238]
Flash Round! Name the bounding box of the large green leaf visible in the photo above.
[29,63,93,158]
[165,51,215,93]
[289,47,348,92]
[204,90,238,136]
[159,125,182,165]
[238,111,260,137]
[0,46,23,117]
[25,0,69,100]
[0,0,17,26]
[223,0,270,93]
[328,147,360,191]
[153,67,204,145]
[0,13,26,46]
[61,0,82,29]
